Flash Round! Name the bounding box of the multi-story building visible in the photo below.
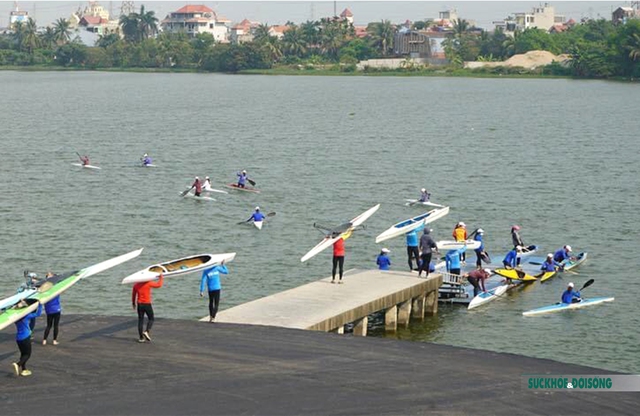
[513,3,565,31]
[230,18,260,44]
[74,1,118,35]
[161,5,230,42]
[612,6,640,25]
[340,8,354,24]
[9,4,29,28]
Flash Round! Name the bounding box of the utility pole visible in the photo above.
[334,1,337,17]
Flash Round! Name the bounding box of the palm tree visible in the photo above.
[300,20,320,48]
[367,20,395,56]
[138,5,158,40]
[260,36,283,63]
[11,21,25,50]
[22,18,40,53]
[53,18,71,45]
[119,12,140,43]
[40,26,57,49]
[282,26,307,57]
[452,19,470,38]
[253,24,271,44]
[627,33,640,61]
[96,32,120,48]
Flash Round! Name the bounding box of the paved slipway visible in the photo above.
[0,315,638,415]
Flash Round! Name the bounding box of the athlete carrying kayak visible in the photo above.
[132,273,163,343]
[405,222,423,271]
[200,260,229,323]
[13,301,42,377]
[246,207,265,223]
[561,282,581,304]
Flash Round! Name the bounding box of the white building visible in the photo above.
[9,4,29,28]
[161,5,230,42]
[513,3,564,31]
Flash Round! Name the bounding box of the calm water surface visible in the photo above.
[1,71,639,373]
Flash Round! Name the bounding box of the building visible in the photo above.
[9,3,29,28]
[340,8,353,24]
[612,6,640,25]
[161,5,230,42]
[512,3,565,32]
[230,18,260,44]
[74,2,118,35]
[394,27,432,58]
[267,25,289,39]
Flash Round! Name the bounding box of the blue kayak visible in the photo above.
[522,297,614,317]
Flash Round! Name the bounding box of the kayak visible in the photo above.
[468,284,509,310]
[72,163,101,170]
[525,252,588,272]
[436,240,481,251]
[523,297,614,317]
[0,248,143,331]
[404,199,444,208]
[375,206,449,243]
[182,193,216,202]
[301,204,381,263]
[254,220,263,230]
[0,289,36,311]
[142,164,157,168]
[494,269,556,282]
[224,184,260,193]
[203,186,228,194]
[121,252,236,284]
[539,271,557,282]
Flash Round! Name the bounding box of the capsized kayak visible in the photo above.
[523,297,614,317]
[437,239,481,251]
[468,284,509,310]
[375,206,449,243]
[224,184,260,193]
[122,252,236,284]
[301,204,380,262]
[0,248,143,331]
[404,199,444,208]
[72,163,101,170]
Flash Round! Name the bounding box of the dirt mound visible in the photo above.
[504,50,558,69]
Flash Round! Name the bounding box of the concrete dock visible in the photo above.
[208,269,442,334]
[1,315,638,415]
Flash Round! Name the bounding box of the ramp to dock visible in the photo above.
[208,269,441,332]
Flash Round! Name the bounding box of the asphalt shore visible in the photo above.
[1,314,638,415]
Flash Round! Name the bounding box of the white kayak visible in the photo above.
[375,206,449,243]
[0,289,36,311]
[187,185,229,194]
[301,204,381,263]
[72,163,101,170]
[468,284,509,310]
[182,192,216,202]
[437,239,482,251]
[404,199,444,208]
[254,220,263,230]
[522,297,615,317]
[142,163,157,168]
[122,252,236,284]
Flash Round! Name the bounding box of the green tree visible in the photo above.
[282,25,307,57]
[367,20,395,57]
[40,27,57,50]
[97,33,120,48]
[21,18,40,54]
[53,18,71,45]
[138,5,159,40]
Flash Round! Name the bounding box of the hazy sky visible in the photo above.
[0,1,627,28]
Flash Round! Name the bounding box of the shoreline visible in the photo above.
[1,314,637,415]
[3,64,637,82]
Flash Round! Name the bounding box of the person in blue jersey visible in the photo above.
[419,188,430,202]
[200,260,229,323]
[540,254,563,273]
[473,228,486,268]
[561,282,581,304]
[246,207,265,223]
[42,273,62,345]
[376,248,392,270]
[13,301,42,377]
[445,246,466,276]
[553,245,574,264]
[237,170,248,188]
[141,153,152,166]
[502,246,522,269]
[405,222,424,271]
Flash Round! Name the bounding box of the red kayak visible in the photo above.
[224,183,261,193]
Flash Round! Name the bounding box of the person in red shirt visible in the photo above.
[132,274,163,343]
[332,238,345,284]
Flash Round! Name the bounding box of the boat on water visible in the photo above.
[72,163,101,170]
[375,206,449,243]
[523,297,614,317]
[224,184,260,193]
[122,252,236,284]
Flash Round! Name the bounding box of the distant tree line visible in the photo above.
[0,6,639,79]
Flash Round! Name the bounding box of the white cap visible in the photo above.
[483,268,491,274]
[206,176,210,180]
[28,272,37,278]
[195,176,199,180]
[255,206,260,210]
[477,228,484,234]
[242,170,247,173]
[516,245,522,251]
[421,188,426,192]
[547,253,553,258]
[382,248,390,253]
[459,222,466,227]
[568,282,574,288]
[565,245,572,252]
[143,153,148,157]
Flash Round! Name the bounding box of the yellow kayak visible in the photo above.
[494,268,541,282]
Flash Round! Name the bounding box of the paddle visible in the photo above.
[247,178,256,186]
[180,187,192,197]
[579,279,595,292]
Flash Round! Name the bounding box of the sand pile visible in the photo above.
[464,50,569,69]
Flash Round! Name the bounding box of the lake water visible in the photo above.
[1,71,639,373]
